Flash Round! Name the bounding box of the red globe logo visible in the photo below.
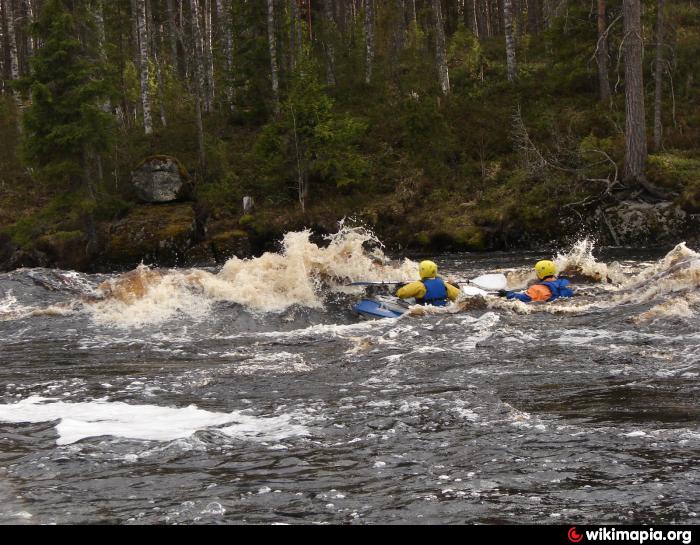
[568,527,584,543]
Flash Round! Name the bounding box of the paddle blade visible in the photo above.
[469,273,507,291]
[348,281,405,286]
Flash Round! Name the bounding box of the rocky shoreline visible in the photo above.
[1,155,697,273]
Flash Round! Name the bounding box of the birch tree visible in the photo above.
[432,0,450,94]
[189,0,206,168]
[266,0,279,112]
[3,0,22,127]
[503,0,517,81]
[215,0,233,104]
[203,0,214,111]
[322,0,336,87]
[149,0,167,128]
[136,0,153,135]
[4,0,20,92]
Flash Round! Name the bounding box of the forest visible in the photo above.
[0,0,698,270]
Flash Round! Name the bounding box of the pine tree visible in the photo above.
[621,0,646,186]
[21,0,112,193]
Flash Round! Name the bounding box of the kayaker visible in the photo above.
[395,260,460,306]
[499,260,574,303]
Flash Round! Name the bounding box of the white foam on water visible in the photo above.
[0,396,308,445]
[90,268,212,327]
[88,227,418,326]
[0,290,79,322]
[555,238,620,283]
[625,243,699,286]
[0,291,19,316]
[219,318,392,341]
[615,255,700,306]
[483,242,700,320]
[632,293,699,324]
[220,351,313,375]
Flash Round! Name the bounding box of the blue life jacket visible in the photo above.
[538,278,574,302]
[419,278,449,306]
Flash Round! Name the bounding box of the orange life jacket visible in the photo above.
[525,284,553,302]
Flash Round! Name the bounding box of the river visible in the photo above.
[0,229,697,524]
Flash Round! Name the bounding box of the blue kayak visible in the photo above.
[352,296,412,319]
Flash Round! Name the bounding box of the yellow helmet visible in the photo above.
[535,260,557,280]
[419,260,438,279]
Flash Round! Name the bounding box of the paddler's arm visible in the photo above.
[395,281,426,300]
[445,281,460,301]
[506,291,533,302]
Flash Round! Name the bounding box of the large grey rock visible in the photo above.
[602,201,692,245]
[131,156,192,203]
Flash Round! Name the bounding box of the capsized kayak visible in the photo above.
[352,295,411,319]
[352,285,491,320]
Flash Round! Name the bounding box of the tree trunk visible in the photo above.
[166,0,184,77]
[5,0,19,86]
[394,0,406,52]
[136,0,153,135]
[364,0,374,84]
[503,0,517,81]
[215,0,234,106]
[465,0,475,33]
[596,0,611,103]
[407,0,417,33]
[266,0,280,111]
[95,0,111,116]
[490,0,502,35]
[290,0,303,71]
[203,0,214,112]
[473,0,483,38]
[95,0,107,59]
[23,0,32,63]
[322,0,336,87]
[528,0,542,34]
[0,1,6,93]
[483,0,492,37]
[652,0,665,151]
[432,0,450,94]
[622,0,647,186]
[189,0,207,169]
[149,0,168,128]
[4,0,22,126]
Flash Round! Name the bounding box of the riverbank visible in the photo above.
[1,149,698,273]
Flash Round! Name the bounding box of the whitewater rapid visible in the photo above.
[0,229,697,524]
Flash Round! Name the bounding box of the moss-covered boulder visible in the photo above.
[99,203,197,268]
[603,201,694,246]
[34,230,89,270]
[131,155,193,203]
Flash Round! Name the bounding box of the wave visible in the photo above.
[1,229,697,327]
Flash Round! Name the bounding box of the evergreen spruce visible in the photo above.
[21,0,112,194]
